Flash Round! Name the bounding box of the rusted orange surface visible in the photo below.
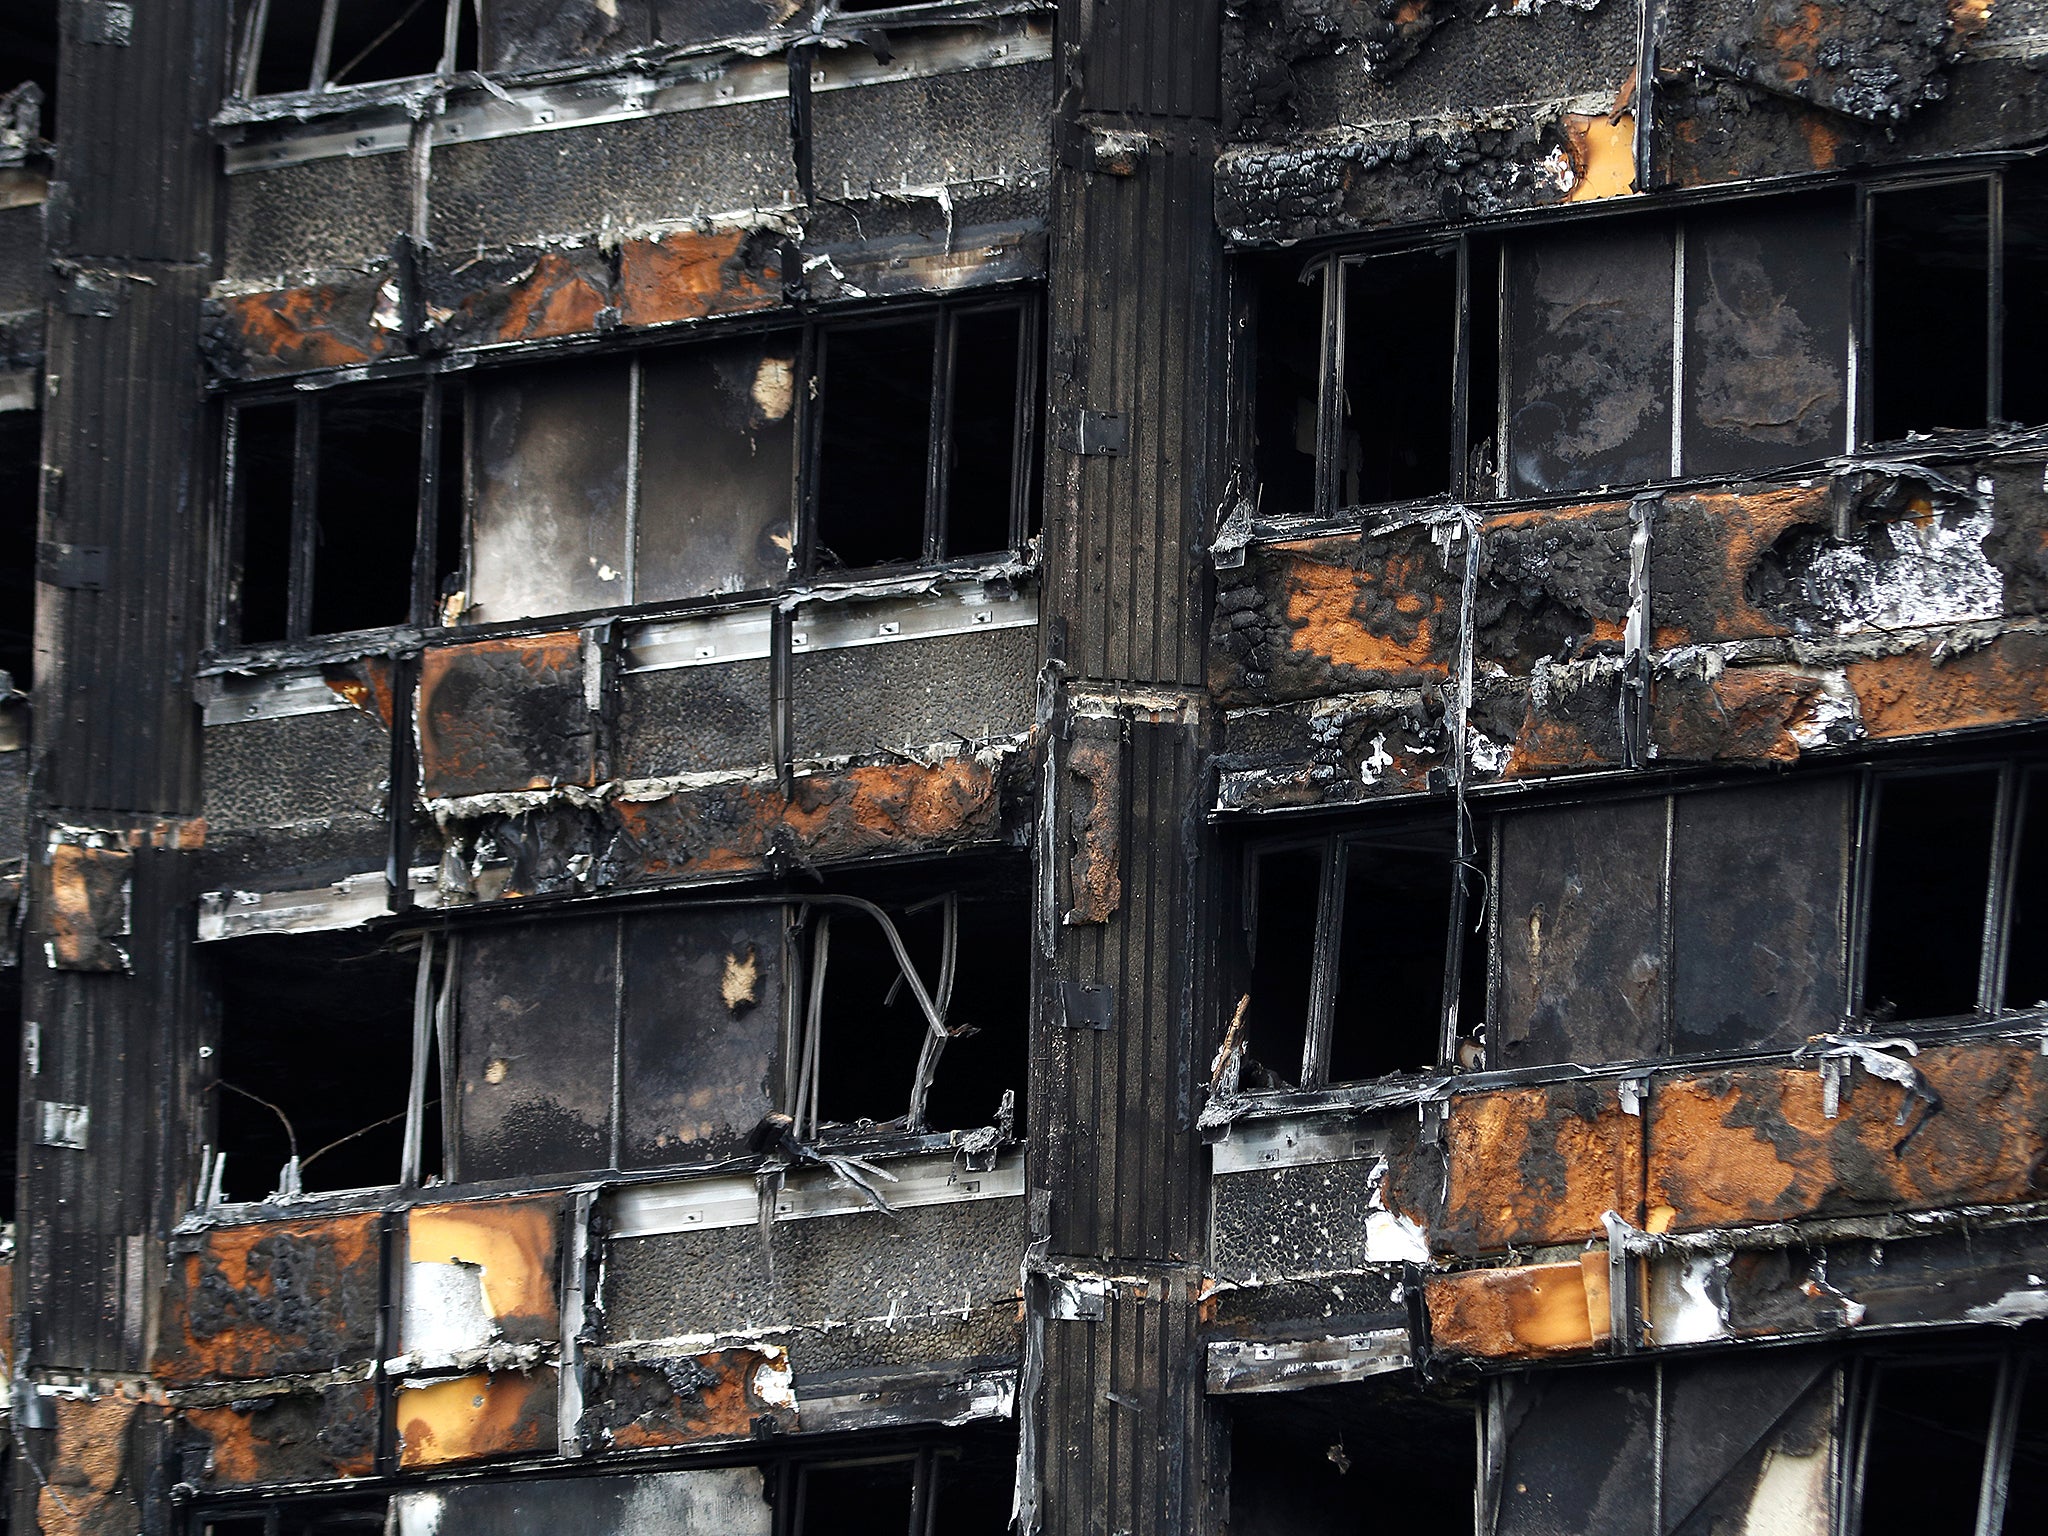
[1646,1043,2048,1232]
[1425,1262,1599,1362]
[1439,1083,1640,1257]
[618,227,779,329]
[408,1197,562,1342]
[1500,669,1628,777]
[1282,547,1448,682]
[323,657,396,730]
[1065,734,1123,924]
[417,631,591,798]
[1652,485,1831,647]
[1651,665,1825,765]
[485,249,609,343]
[397,1368,558,1469]
[1563,110,1636,202]
[589,1349,797,1450]
[1848,633,2048,740]
[44,842,130,970]
[217,283,388,375]
[41,1396,148,1535]
[160,1213,383,1385]
[181,1381,378,1486]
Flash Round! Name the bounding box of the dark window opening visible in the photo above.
[208,932,431,1202]
[1463,236,1503,497]
[1340,248,1457,507]
[241,0,458,97]
[432,382,467,620]
[1852,1354,2018,1536]
[1326,827,1456,1082]
[1250,257,1324,520]
[202,1499,391,1536]
[326,0,451,89]
[943,306,1025,559]
[309,390,425,635]
[1238,844,1321,1090]
[1861,767,2000,1021]
[231,388,440,644]
[2002,769,2048,1010]
[231,401,299,645]
[804,862,1030,1139]
[1229,1382,1477,1534]
[2008,1356,2048,1534]
[0,409,38,688]
[0,2,58,140]
[0,966,18,1222]
[1231,819,1462,1092]
[817,317,940,570]
[795,1459,918,1536]
[1868,180,1994,443]
[813,304,1034,573]
[2004,160,2048,430]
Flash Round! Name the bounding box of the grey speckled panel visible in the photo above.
[1211,1159,1389,1284]
[430,101,793,250]
[0,750,24,867]
[224,154,410,283]
[0,204,46,313]
[811,64,1054,198]
[203,710,389,834]
[791,625,1035,762]
[604,1196,1025,1371]
[617,660,774,781]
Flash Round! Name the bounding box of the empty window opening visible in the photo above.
[231,401,299,644]
[203,1499,392,1536]
[0,3,60,139]
[310,389,425,635]
[2004,160,2048,429]
[795,1458,918,1536]
[1339,248,1457,506]
[431,382,467,620]
[0,409,38,687]
[1852,1356,2006,1535]
[1237,844,1322,1090]
[1861,768,1999,1021]
[1868,180,1993,442]
[240,0,462,97]
[1326,826,1457,1082]
[817,317,940,570]
[1229,1382,1477,1534]
[943,306,1026,559]
[1231,820,1463,1093]
[2002,770,2048,1010]
[2006,1357,2048,1534]
[0,966,18,1222]
[802,863,1030,1139]
[207,932,437,1202]
[1251,257,1324,519]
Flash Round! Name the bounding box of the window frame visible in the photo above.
[1257,164,2039,524]
[233,0,477,100]
[213,293,1044,652]
[1840,1347,2043,1536]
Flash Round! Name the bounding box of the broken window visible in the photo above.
[235,0,479,98]
[1229,814,1472,1091]
[0,2,59,139]
[1846,1348,2048,1534]
[813,301,1040,574]
[1251,163,2048,517]
[1493,776,1853,1070]
[222,382,463,645]
[205,930,449,1203]
[1856,759,2048,1024]
[0,406,36,687]
[795,861,1030,1141]
[1229,1381,1477,1534]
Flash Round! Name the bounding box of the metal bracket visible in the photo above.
[1059,980,1115,1031]
[1059,409,1126,457]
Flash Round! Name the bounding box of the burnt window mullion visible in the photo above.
[1848,765,1879,1024]
[926,309,954,563]
[1451,236,1473,498]
[1009,299,1037,549]
[1989,172,2007,426]
[799,322,824,582]
[1301,836,1344,1089]
[411,379,442,627]
[1315,254,1344,520]
[309,0,342,90]
[219,402,246,649]
[1980,761,2022,1016]
[289,398,318,641]
[237,0,272,98]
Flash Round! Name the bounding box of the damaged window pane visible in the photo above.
[817,316,939,571]
[1339,247,1457,507]
[1854,1357,2001,1534]
[795,1458,918,1535]
[2001,769,2048,1011]
[1230,1382,1476,1532]
[635,337,798,602]
[1506,218,1676,496]
[1237,844,1322,1090]
[309,388,425,635]
[238,0,459,97]
[944,305,1027,559]
[230,400,299,644]
[1681,196,1852,477]
[1861,767,2000,1022]
[1326,824,1456,1082]
[1250,257,1323,518]
[2003,159,2048,430]
[1868,180,1994,443]
[207,931,436,1201]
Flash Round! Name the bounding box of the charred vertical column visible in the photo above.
[16,2,223,1517]
[1029,4,1227,1533]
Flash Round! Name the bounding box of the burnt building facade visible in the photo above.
[2,0,2048,1531]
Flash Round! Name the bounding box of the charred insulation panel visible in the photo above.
[790,623,1037,762]
[390,1466,774,1535]
[615,659,774,779]
[222,154,410,285]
